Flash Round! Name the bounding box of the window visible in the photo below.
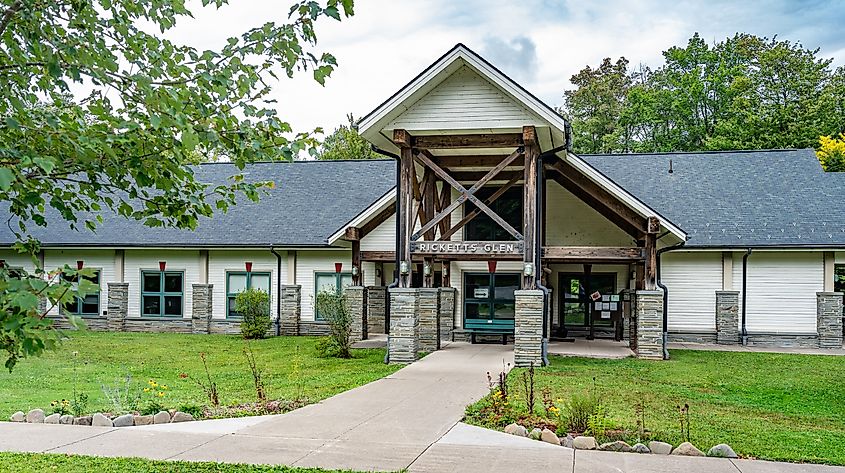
[835,265,845,294]
[226,271,271,318]
[314,272,352,320]
[63,270,101,317]
[463,272,520,321]
[465,187,523,241]
[141,271,184,317]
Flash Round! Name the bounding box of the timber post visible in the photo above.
[644,217,659,290]
[394,129,414,288]
[522,125,538,290]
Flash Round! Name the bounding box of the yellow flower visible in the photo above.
[143,388,150,393]
[157,392,165,397]
[162,385,168,390]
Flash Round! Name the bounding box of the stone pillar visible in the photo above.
[635,290,663,360]
[106,282,128,332]
[817,292,844,349]
[621,289,636,348]
[279,285,301,336]
[345,286,367,343]
[514,290,544,368]
[366,286,387,335]
[715,291,740,345]
[388,288,419,364]
[438,287,456,342]
[418,288,440,352]
[191,284,212,334]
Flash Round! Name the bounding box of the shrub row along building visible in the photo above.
[3,45,843,363]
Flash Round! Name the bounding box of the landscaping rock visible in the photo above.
[73,416,92,426]
[113,414,134,427]
[707,444,738,458]
[44,413,60,424]
[528,428,542,440]
[133,415,153,426]
[92,413,113,427]
[153,411,171,424]
[599,440,633,452]
[504,423,528,437]
[171,411,194,423]
[25,408,45,423]
[540,428,560,445]
[572,436,597,450]
[672,441,705,456]
[9,411,25,422]
[561,434,574,448]
[648,441,673,455]
[632,443,650,454]
[59,415,74,425]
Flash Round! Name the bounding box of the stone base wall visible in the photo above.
[418,288,440,352]
[280,285,301,336]
[635,290,663,360]
[366,286,387,335]
[388,288,419,364]
[48,316,109,331]
[438,288,456,342]
[346,286,367,343]
[745,333,819,348]
[192,284,212,334]
[622,290,637,351]
[668,332,718,344]
[107,282,128,331]
[299,320,330,336]
[451,329,471,343]
[715,291,740,345]
[514,290,544,367]
[817,292,844,349]
[123,318,192,333]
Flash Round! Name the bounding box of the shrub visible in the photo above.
[178,404,204,419]
[555,391,599,435]
[314,288,352,358]
[236,288,271,339]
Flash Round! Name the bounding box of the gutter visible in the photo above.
[741,248,752,346]
[271,247,284,337]
[534,150,556,366]
[656,238,687,360]
[371,145,401,364]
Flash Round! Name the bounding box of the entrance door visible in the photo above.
[463,273,520,330]
[558,273,616,338]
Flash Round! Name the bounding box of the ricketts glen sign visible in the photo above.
[410,241,524,256]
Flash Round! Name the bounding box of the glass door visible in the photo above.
[559,273,616,334]
[464,273,520,324]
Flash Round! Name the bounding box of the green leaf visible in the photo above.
[0,168,14,191]
[4,117,20,130]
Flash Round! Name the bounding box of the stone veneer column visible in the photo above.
[191,284,212,334]
[345,286,367,343]
[635,290,664,360]
[715,291,740,345]
[514,290,544,368]
[366,286,387,335]
[106,282,128,332]
[418,288,440,352]
[388,288,420,364]
[279,285,301,336]
[438,287,456,342]
[817,292,844,349]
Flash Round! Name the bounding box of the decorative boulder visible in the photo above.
[599,440,633,452]
[672,442,705,456]
[632,443,650,454]
[504,423,528,437]
[561,434,574,448]
[153,411,171,424]
[25,409,45,423]
[133,415,153,426]
[44,413,61,424]
[648,441,673,455]
[113,414,134,427]
[572,436,598,450]
[59,415,74,425]
[528,428,542,440]
[73,416,92,426]
[707,444,738,458]
[540,428,560,445]
[92,413,113,427]
[171,411,195,423]
[9,411,25,422]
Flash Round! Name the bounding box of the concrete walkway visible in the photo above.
[1,342,844,472]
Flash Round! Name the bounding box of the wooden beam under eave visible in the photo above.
[414,133,523,149]
[344,226,361,241]
[393,129,412,148]
[433,155,526,168]
[542,246,645,262]
[359,203,396,238]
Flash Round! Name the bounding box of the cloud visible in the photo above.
[480,36,539,81]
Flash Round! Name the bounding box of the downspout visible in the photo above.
[741,248,752,346]
[656,237,686,360]
[271,247,284,337]
[372,145,401,363]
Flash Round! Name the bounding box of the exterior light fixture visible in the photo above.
[487,260,497,274]
[442,264,449,277]
[399,260,410,275]
[334,262,343,274]
[159,261,167,272]
[352,265,360,277]
[245,261,253,273]
[423,262,432,276]
[77,260,84,270]
[375,267,382,278]
[523,262,534,277]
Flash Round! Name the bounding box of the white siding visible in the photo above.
[732,252,823,334]
[296,250,352,321]
[207,250,286,320]
[0,249,37,272]
[661,252,722,332]
[544,182,633,247]
[43,250,117,317]
[361,214,396,251]
[389,66,543,131]
[125,250,201,319]
[837,252,844,264]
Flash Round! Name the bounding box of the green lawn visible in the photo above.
[466,350,845,465]
[0,332,398,417]
[0,452,365,473]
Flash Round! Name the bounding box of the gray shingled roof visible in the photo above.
[0,159,396,247]
[582,149,845,247]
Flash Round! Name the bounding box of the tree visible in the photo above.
[0,0,354,370]
[315,113,374,160]
[817,133,845,172]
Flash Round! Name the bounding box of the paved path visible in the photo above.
[1,342,843,472]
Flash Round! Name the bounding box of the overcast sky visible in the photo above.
[166,0,845,136]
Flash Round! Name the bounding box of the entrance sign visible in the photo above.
[411,241,523,256]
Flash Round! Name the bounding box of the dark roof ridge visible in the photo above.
[583,148,809,157]
[194,158,394,166]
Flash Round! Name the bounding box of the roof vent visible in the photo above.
[668,159,674,174]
